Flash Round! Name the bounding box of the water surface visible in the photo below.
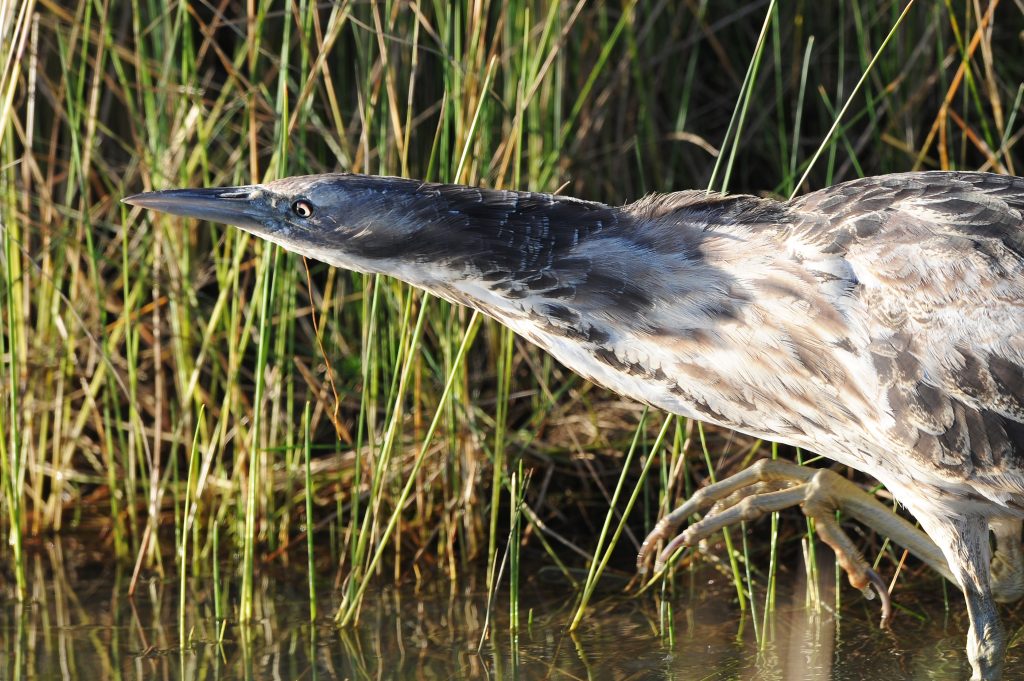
[3,538,1019,679]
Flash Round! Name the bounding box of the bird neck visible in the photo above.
[324,179,622,290]
[314,179,783,353]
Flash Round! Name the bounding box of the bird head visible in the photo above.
[123,173,429,274]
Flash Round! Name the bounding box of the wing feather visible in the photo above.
[792,172,1024,499]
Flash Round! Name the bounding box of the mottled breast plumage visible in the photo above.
[465,171,1024,504]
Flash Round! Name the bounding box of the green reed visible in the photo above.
[0,0,1019,645]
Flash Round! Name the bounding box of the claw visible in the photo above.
[864,568,893,629]
[656,533,692,573]
[638,515,685,574]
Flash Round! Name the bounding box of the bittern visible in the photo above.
[125,170,1024,680]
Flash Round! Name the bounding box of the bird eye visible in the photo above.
[292,199,314,218]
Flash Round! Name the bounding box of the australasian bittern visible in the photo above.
[126,170,1024,679]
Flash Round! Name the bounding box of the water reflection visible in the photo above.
[2,537,1020,679]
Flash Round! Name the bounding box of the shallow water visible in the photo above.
[3,539,1021,680]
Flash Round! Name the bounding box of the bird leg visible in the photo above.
[638,459,955,627]
[910,513,1006,681]
[989,517,1024,604]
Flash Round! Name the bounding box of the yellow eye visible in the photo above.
[292,199,314,218]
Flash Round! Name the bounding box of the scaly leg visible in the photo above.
[638,459,955,625]
[910,513,1005,680]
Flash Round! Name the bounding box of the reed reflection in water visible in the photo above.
[0,536,1007,679]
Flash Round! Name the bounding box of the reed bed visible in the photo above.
[1,0,1021,641]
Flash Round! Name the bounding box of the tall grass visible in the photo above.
[0,0,1021,639]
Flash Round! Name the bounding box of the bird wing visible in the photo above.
[791,171,1024,503]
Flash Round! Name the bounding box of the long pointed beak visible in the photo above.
[123,186,267,229]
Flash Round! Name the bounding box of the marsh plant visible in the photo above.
[1,0,1022,644]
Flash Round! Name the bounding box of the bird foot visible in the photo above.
[638,459,908,627]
